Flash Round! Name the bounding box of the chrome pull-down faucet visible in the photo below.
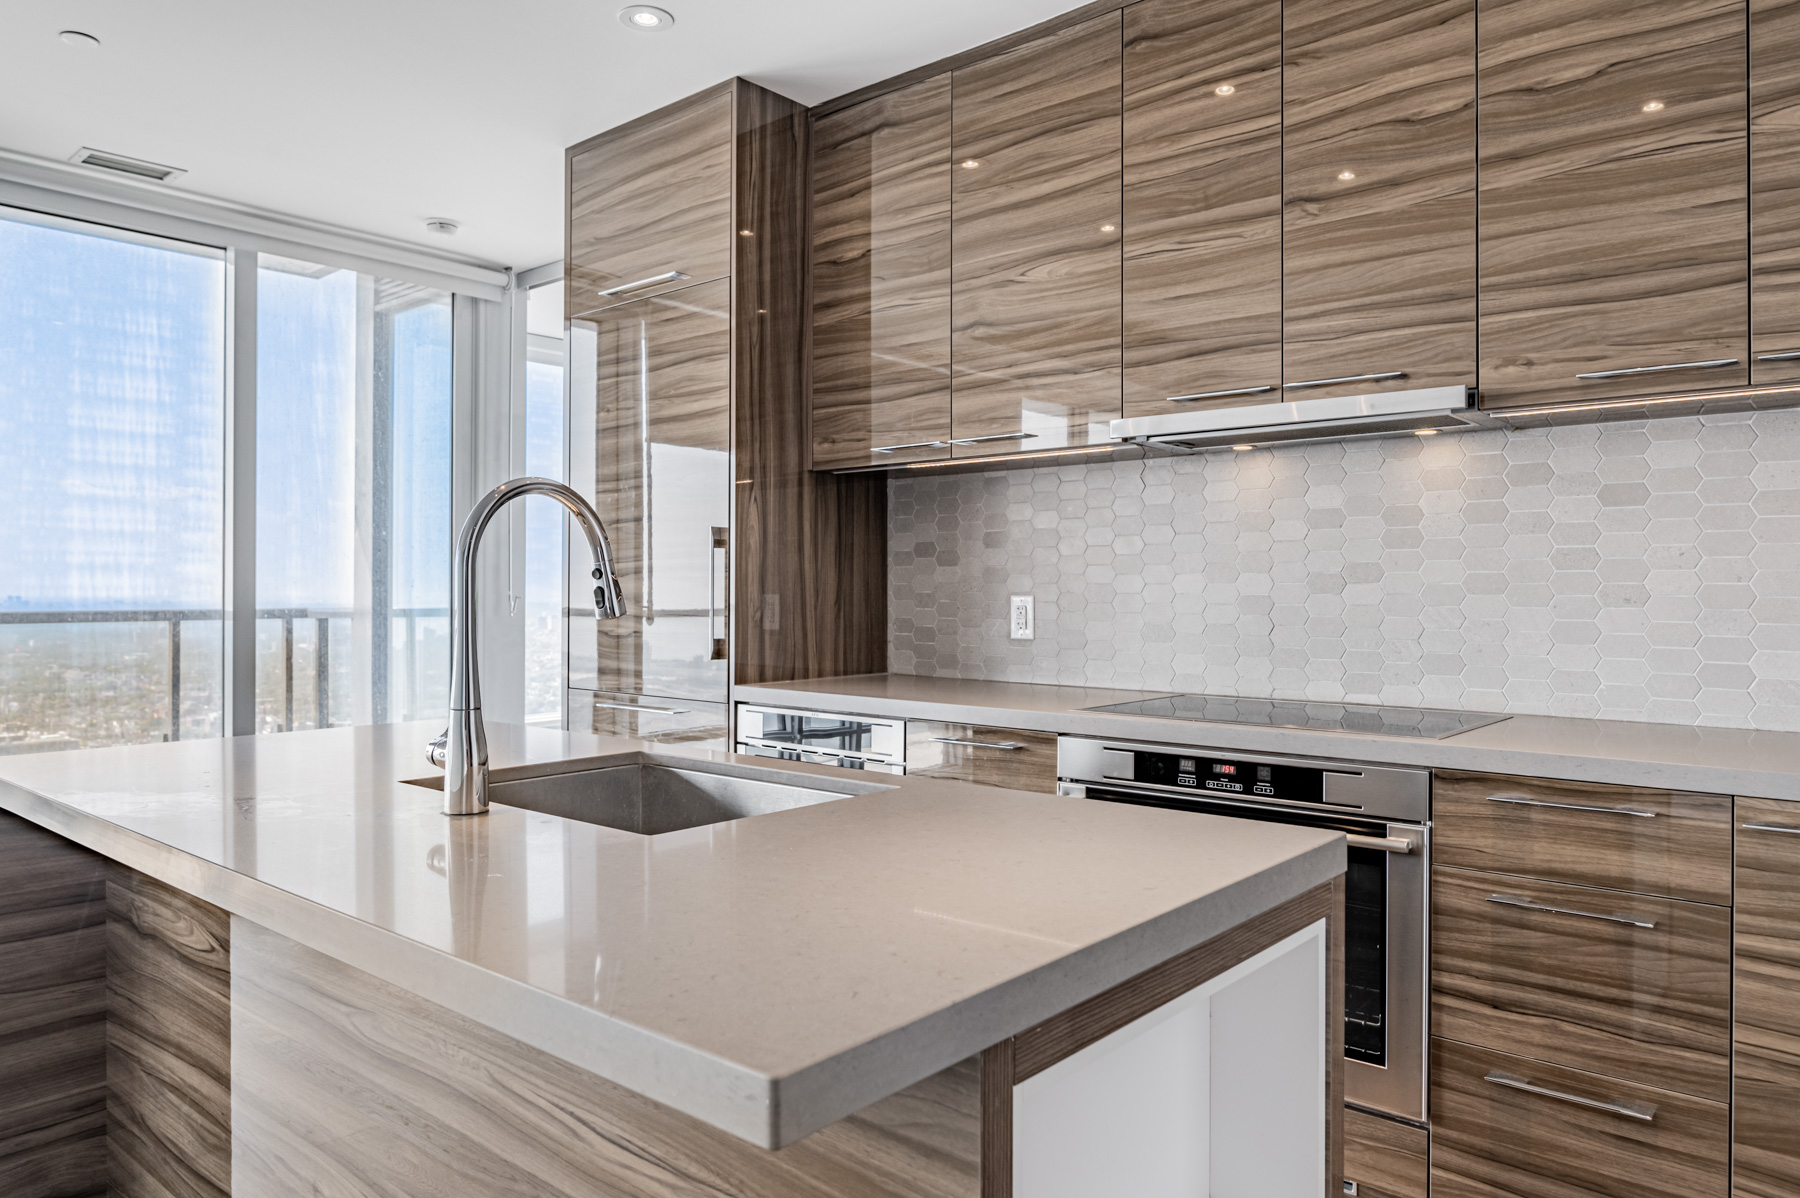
[429,477,626,816]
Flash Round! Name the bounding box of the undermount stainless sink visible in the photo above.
[410,755,888,836]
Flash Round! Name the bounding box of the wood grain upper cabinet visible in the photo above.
[1752,0,1800,381]
[811,75,954,469]
[1282,0,1476,402]
[567,87,733,318]
[1734,797,1800,1198]
[1121,0,1282,420]
[1478,0,1748,410]
[950,13,1123,459]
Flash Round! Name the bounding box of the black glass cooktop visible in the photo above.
[1085,693,1510,740]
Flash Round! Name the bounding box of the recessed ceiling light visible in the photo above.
[59,30,101,48]
[1231,444,1255,452]
[1642,100,1665,113]
[738,228,753,236]
[960,159,980,169]
[424,218,459,236]
[1414,428,1439,437]
[1214,84,1236,96]
[1337,170,1356,181]
[1100,223,1116,232]
[620,6,674,30]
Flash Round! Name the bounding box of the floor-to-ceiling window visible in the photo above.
[0,209,226,752]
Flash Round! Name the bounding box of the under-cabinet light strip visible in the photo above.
[1498,382,1800,419]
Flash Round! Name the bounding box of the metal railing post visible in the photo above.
[316,615,330,728]
[168,618,182,741]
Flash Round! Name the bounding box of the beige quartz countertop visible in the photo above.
[738,674,1800,801]
[0,721,1340,1148]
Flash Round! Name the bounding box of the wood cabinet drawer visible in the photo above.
[1432,770,1732,904]
[1734,797,1800,1198]
[905,722,1057,792]
[1432,866,1730,1102]
[1344,1107,1429,1198]
[1431,1038,1729,1198]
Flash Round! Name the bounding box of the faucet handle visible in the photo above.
[426,729,448,769]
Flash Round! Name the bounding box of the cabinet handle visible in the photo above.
[1575,358,1738,380]
[871,440,951,453]
[1283,372,1406,390]
[1346,833,1416,854]
[1742,822,1800,836]
[1487,893,1655,929]
[930,737,1025,750]
[595,701,691,715]
[948,432,1040,446]
[1756,351,1800,362]
[1168,385,1275,402]
[597,270,690,298]
[1486,793,1657,818]
[1483,1072,1656,1122]
[709,526,728,662]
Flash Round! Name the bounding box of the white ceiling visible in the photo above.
[0,0,1078,271]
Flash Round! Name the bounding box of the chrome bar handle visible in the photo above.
[948,432,1041,446]
[871,440,951,453]
[597,270,690,298]
[1756,351,1800,362]
[1283,371,1406,390]
[1742,822,1800,836]
[1575,358,1738,380]
[595,701,692,715]
[1487,793,1657,818]
[1168,385,1276,402]
[931,737,1026,750]
[709,526,728,661]
[1483,1072,1655,1122]
[1487,893,1655,929]
[1346,833,1417,854]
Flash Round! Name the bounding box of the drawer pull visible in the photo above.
[1756,350,1800,362]
[597,270,690,298]
[1483,1071,1656,1122]
[1346,833,1416,854]
[1283,371,1406,390]
[595,701,691,715]
[947,432,1040,446]
[1486,793,1656,818]
[1742,822,1800,836]
[1575,358,1738,380]
[931,737,1026,750]
[1487,893,1655,930]
[1168,385,1276,402]
[870,440,951,454]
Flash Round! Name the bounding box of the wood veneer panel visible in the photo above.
[1732,797,1800,1198]
[567,85,733,316]
[1431,865,1730,1102]
[1282,0,1476,400]
[811,75,954,468]
[1433,769,1734,904]
[0,811,108,1198]
[107,869,231,1198]
[734,79,888,685]
[1122,0,1281,417]
[950,12,1123,458]
[979,1042,1012,1198]
[903,722,1057,792]
[230,917,979,1198]
[1478,0,1748,409]
[1430,1037,1729,1198]
[1753,0,1800,380]
[1343,1107,1429,1198]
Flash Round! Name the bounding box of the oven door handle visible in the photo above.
[1345,832,1418,854]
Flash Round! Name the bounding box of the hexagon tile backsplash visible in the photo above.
[888,409,1800,731]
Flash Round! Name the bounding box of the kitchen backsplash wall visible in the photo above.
[888,409,1800,731]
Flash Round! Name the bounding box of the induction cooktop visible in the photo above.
[1084,693,1510,740]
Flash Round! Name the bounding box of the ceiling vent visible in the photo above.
[68,147,185,182]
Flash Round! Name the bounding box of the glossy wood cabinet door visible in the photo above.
[1432,866,1731,1102]
[903,721,1057,792]
[1282,0,1476,401]
[567,86,733,318]
[1343,1107,1429,1198]
[574,279,731,703]
[1121,0,1281,419]
[1753,0,1800,381]
[1478,0,1748,409]
[1733,797,1800,1198]
[950,12,1123,459]
[811,76,954,470]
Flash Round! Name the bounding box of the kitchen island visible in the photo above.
[0,721,1343,1198]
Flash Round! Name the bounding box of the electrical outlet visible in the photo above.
[1009,595,1035,640]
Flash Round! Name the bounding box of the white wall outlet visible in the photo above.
[1009,595,1035,640]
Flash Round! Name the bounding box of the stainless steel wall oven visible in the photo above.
[1058,737,1430,1122]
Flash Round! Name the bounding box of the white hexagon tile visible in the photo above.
[887,408,1800,731]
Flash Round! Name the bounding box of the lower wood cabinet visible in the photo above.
[1344,1107,1430,1198]
[905,721,1057,792]
[1733,797,1800,1198]
[581,693,729,748]
[1430,1038,1729,1198]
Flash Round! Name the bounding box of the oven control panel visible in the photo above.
[1133,749,1324,804]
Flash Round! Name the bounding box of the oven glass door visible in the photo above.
[736,707,902,759]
